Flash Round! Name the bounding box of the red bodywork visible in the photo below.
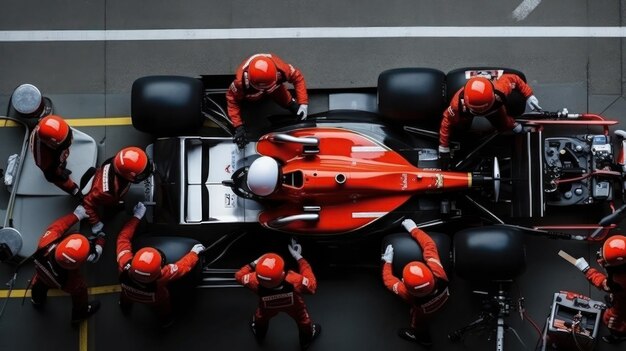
[255,127,472,234]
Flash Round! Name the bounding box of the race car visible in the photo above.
[130,67,626,240]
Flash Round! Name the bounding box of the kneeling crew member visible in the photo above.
[235,239,321,350]
[116,202,204,327]
[31,205,103,324]
[574,235,626,344]
[382,219,450,348]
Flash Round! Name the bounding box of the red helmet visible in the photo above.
[402,261,435,297]
[247,56,278,90]
[256,253,285,288]
[37,115,70,148]
[54,234,90,270]
[113,147,151,183]
[130,247,163,283]
[601,235,626,266]
[464,77,495,114]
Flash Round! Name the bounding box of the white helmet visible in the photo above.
[247,156,280,196]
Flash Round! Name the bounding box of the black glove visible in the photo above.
[233,126,248,149]
[439,151,451,170]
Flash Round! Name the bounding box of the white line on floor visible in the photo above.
[513,0,542,21]
[1,26,626,42]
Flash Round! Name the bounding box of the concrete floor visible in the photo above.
[1,1,626,350]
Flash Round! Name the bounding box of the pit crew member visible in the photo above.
[382,219,450,347]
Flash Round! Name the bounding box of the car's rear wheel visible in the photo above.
[131,76,204,136]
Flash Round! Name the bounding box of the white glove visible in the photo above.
[91,222,104,234]
[402,219,417,233]
[288,238,303,260]
[575,257,590,273]
[381,244,394,263]
[73,205,88,221]
[87,245,103,263]
[133,202,146,219]
[526,95,542,111]
[297,104,308,120]
[190,243,205,255]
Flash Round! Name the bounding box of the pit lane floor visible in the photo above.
[2,1,626,350]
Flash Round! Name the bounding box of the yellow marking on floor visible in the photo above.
[1,116,218,128]
[79,320,88,351]
[0,284,121,298]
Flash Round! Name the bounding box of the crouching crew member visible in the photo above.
[227,53,309,148]
[438,75,541,169]
[116,202,204,328]
[83,146,153,235]
[30,115,79,195]
[574,235,626,344]
[235,239,321,350]
[381,219,450,348]
[30,205,103,324]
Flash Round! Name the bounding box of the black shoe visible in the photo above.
[159,314,175,329]
[71,301,100,324]
[602,334,626,344]
[250,317,265,342]
[398,328,433,348]
[301,323,322,350]
[118,299,132,316]
[30,298,45,310]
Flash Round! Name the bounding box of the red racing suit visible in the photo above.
[382,228,450,332]
[585,265,626,334]
[31,213,103,315]
[439,74,534,149]
[226,53,308,128]
[29,127,78,194]
[235,258,317,341]
[116,217,200,317]
[83,158,130,225]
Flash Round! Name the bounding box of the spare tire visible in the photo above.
[381,231,451,278]
[446,67,527,117]
[377,68,446,123]
[131,76,204,136]
[453,226,526,282]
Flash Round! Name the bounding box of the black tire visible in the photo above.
[131,76,204,136]
[446,67,527,117]
[381,231,451,277]
[453,226,526,282]
[377,68,447,124]
[134,236,203,291]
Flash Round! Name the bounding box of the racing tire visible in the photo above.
[131,76,204,136]
[446,67,527,117]
[377,68,447,123]
[134,236,203,292]
[381,231,451,278]
[453,226,526,282]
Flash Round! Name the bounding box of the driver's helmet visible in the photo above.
[247,56,278,91]
[464,77,495,114]
[402,261,435,297]
[54,234,90,270]
[247,156,280,196]
[601,235,626,267]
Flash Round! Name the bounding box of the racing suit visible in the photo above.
[83,158,130,225]
[235,257,317,344]
[226,53,308,128]
[31,212,104,318]
[439,74,534,149]
[382,228,450,335]
[29,127,78,194]
[116,217,200,318]
[585,264,626,336]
